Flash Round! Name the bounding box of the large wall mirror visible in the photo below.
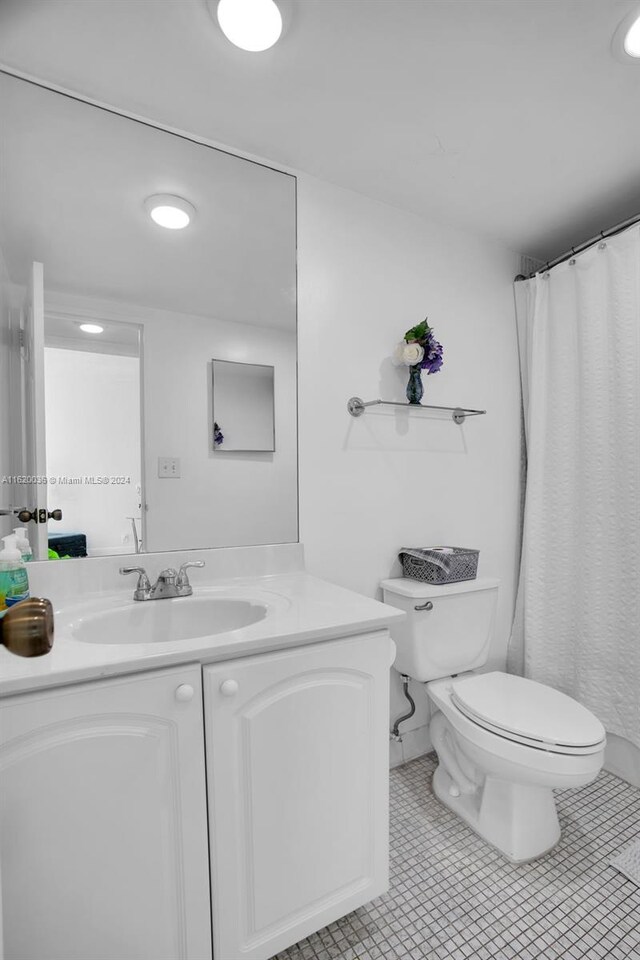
[0,72,297,559]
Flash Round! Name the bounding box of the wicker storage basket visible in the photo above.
[399,546,479,585]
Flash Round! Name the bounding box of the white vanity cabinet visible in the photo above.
[0,629,393,960]
[0,664,212,960]
[204,631,392,960]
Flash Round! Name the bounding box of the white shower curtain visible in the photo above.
[512,225,640,748]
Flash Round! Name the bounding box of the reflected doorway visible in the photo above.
[43,316,143,557]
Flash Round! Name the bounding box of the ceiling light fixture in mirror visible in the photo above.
[144,194,196,230]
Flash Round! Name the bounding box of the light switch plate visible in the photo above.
[158,457,180,478]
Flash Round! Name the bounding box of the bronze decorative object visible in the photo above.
[0,598,54,657]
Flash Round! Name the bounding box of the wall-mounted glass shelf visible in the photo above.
[346,397,486,425]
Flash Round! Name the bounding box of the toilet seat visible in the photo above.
[450,672,606,756]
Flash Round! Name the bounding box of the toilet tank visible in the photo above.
[381,576,500,681]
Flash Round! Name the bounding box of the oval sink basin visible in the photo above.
[72,596,268,645]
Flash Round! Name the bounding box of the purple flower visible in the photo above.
[419,331,444,374]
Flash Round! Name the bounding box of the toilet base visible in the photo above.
[432,763,561,863]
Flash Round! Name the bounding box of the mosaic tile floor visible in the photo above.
[275,754,640,960]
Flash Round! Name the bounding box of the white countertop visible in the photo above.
[0,572,404,696]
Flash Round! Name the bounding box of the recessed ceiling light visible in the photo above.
[624,14,640,56]
[79,323,104,334]
[144,194,195,230]
[215,0,283,52]
[612,7,640,62]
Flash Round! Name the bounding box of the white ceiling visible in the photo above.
[1,0,639,261]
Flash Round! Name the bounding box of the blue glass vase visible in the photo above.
[406,365,424,405]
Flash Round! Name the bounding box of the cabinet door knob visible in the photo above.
[175,683,195,702]
[219,679,239,697]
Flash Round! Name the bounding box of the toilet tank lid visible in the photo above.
[452,672,606,748]
[381,576,500,599]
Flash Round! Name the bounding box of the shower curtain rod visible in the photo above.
[517,210,640,279]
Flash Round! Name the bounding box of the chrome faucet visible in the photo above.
[120,561,205,601]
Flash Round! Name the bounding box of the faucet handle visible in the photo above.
[120,566,152,600]
[178,560,205,574]
[157,568,178,584]
[177,560,205,590]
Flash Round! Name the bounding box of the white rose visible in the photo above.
[398,341,424,366]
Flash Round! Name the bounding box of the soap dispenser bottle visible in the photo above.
[13,527,33,563]
[0,534,31,618]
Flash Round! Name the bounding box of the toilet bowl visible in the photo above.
[381,576,606,862]
[427,671,605,861]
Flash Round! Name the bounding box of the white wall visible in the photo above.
[297,176,522,759]
[143,308,296,552]
[0,248,12,538]
[44,347,141,556]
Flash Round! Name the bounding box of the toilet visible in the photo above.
[381,576,606,863]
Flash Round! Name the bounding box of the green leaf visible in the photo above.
[404,318,430,342]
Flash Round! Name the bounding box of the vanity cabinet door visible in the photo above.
[0,665,211,960]
[204,631,392,960]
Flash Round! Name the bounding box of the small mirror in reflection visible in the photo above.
[212,360,275,453]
